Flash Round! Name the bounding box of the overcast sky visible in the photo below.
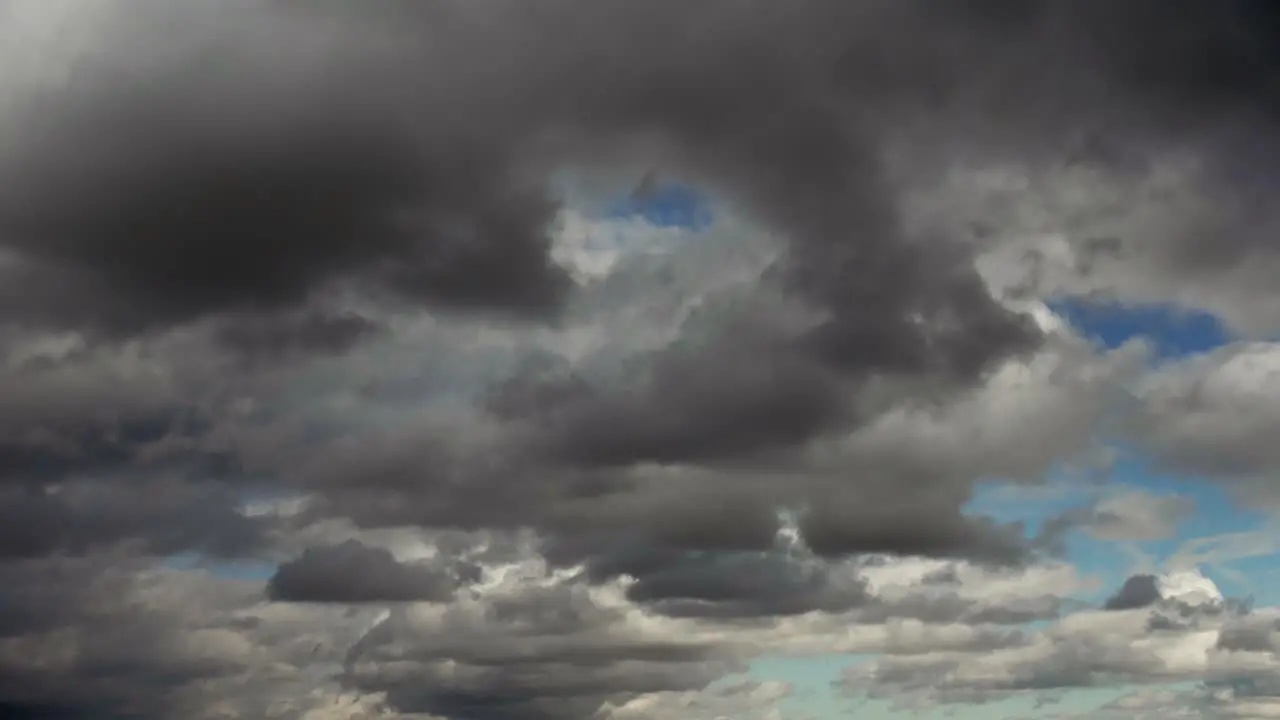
[2,1,1280,718]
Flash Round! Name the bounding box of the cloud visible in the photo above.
[1085,492,1196,543]
[837,570,1275,713]
[600,679,793,720]
[1128,343,1280,498]
[0,1,1278,718]
[0,513,1104,720]
[339,552,750,720]
[0,480,265,560]
[266,540,464,604]
[210,310,382,365]
[0,559,273,719]
[1104,575,1162,611]
[0,0,573,338]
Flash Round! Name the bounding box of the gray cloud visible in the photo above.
[1217,614,1280,654]
[0,482,265,560]
[1086,492,1196,542]
[797,493,1033,565]
[1104,574,1162,611]
[344,582,745,720]
[266,539,462,604]
[612,549,871,620]
[209,309,382,365]
[0,559,268,720]
[1126,344,1280,504]
[0,1,572,338]
[0,0,1278,718]
[835,571,1263,711]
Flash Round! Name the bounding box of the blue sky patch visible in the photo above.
[1049,298,1232,360]
[606,182,712,229]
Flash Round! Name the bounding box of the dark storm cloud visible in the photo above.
[0,1,572,339]
[498,327,857,467]
[267,539,461,603]
[485,340,841,475]
[0,0,1046,359]
[1,1,1279,718]
[0,560,94,639]
[0,360,255,559]
[618,551,869,619]
[545,527,1055,623]
[797,493,1034,566]
[1103,574,1162,611]
[4,0,1269,482]
[0,403,212,486]
[0,559,266,720]
[1217,615,1280,654]
[344,585,743,720]
[0,0,1274,341]
[622,555,1060,625]
[460,0,1280,579]
[210,309,382,363]
[0,702,100,720]
[539,493,785,578]
[482,0,1279,473]
[298,415,1045,571]
[0,333,252,489]
[0,482,264,560]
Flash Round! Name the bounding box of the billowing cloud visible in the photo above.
[267,540,465,604]
[1128,342,1280,501]
[1105,575,1162,611]
[0,1,1278,718]
[835,569,1278,713]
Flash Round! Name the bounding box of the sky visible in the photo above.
[1,1,1280,719]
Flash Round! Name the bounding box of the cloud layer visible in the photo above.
[1,1,1279,718]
